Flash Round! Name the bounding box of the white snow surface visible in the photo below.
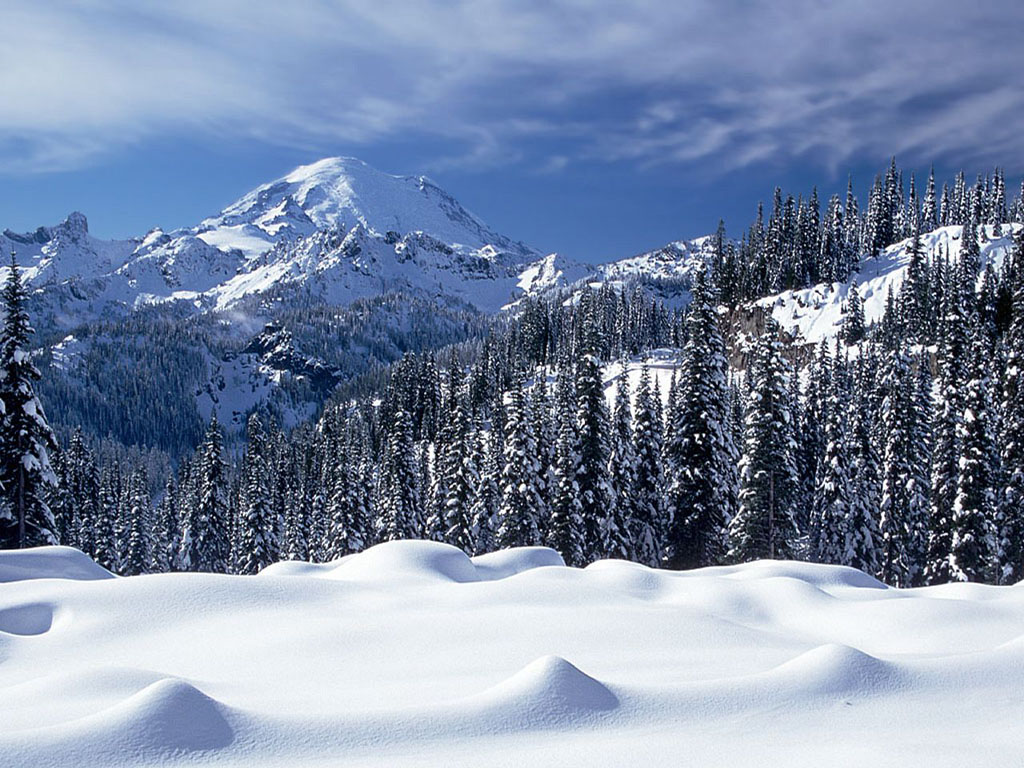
[1,540,1022,766]
[760,224,1021,345]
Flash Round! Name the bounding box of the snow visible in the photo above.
[1,540,1021,766]
[602,349,681,410]
[0,545,114,583]
[760,224,1021,345]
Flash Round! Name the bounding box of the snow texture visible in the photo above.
[0,540,1021,766]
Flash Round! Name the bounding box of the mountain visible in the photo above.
[10,156,717,448]
[16,157,596,328]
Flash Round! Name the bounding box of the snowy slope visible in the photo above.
[759,224,1021,345]
[0,541,1021,767]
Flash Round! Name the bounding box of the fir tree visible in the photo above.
[0,254,58,548]
[949,331,998,581]
[730,321,799,561]
[665,268,737,568]
[574,352,616,561]
[604,372,636,560]
[378,408,422,541]
[121,468,152,576]
[631,365,665,567]
[237,414,278,573]
[181,415,231,572]
[495,379,544,548]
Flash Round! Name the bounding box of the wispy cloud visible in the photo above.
[2,1,1022,175]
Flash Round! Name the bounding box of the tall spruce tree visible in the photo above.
[0,254,58,548]
[665,268,737,568]
[730,320,799,561]
[631,365,665,567]
[949,330,998,581]
[181,415,231,572]
[378,408,422,541]
[495,378,544,548]
[237,414,278,573]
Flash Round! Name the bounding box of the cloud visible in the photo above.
[1,0,1022,176]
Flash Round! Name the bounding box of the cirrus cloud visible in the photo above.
[1,0,1022,175]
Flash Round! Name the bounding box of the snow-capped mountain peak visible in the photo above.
[196,156,535,260]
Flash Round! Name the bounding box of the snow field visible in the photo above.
[1,541,1023,766]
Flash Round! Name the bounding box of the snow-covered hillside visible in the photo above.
[1,542,1021,767]
[760,224,1021,345]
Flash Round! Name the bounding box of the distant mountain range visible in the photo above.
[3,157,713,331]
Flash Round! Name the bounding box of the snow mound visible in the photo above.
[257,557,353,578]
[101,679,233,754]
[0,546,114,583]
[328,540,480,583]
[707,559,887,591]
[471,547,565,580]
[476,655,619,725]
[0,602,54,635]
[771,643,898,696]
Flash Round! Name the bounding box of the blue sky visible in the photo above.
[1,1,1022,262]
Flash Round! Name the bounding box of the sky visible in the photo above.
[1,1,1022,263]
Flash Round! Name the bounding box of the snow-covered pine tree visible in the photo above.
[630,364,665,567]
[152,477,177,572]
[548,372,585,566]
[949,328,999,582]
[998,254,1024,583]
[441,386,479,553]
[878,347,929,586]
[469,426,500,555]
[926,274,970,584]
[378,408,422,541]
[847,355,882,574]
[182,415,231,572]
[237,414,279,573]
[729,319,800,562]
[121,467,152,576]
[495,378,544,548]
[843,281,866,344]
[325,417,370,559]
[665,267,737,568]
[811,348,855,564]
[94,463,120,572]
[64,428,99,554]
[0,254,58,548]
[574,350,616,562]
[606,371,636,561]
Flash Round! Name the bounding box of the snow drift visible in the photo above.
[0,540,1021,767]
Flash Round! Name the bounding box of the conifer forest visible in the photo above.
[6,160,1023,593]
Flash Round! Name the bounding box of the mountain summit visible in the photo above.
[196,157,536,260]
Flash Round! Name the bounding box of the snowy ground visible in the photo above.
[1,543,1022,767]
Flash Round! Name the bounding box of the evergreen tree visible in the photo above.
[548,377,585,566]
[121,468,152,576]
[604,372,636,560]
[574,352,616,561]
[237,414,278,573]
[495,379,544,548]
[811,351,855,564]
[665,268,737,568]
[729,321,799,561]
[181,415,230,572]
[949,331,998,581]
[843,281,866,344]
[878,348,930,586]
[631,365,665,567]
[998,272,1024,583]
[378,408,422,540]
[0,254,58,548]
